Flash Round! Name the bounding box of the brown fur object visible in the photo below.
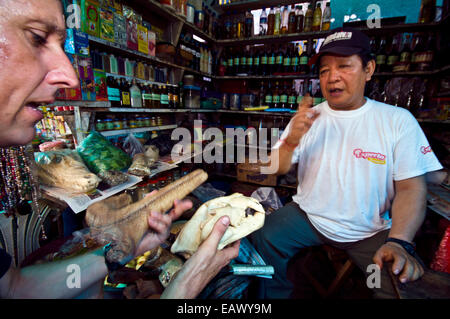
[85,169,208,266]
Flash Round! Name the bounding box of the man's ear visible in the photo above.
[365,60,376,82]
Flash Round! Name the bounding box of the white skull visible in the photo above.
[171,193,265,257]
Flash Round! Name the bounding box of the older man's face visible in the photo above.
[0,0,79,147]
[318,54,374,111]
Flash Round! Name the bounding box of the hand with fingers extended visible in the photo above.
[134,190,193,257]
[161,216,241,299]
[373,242,424,284]
[284,93,320,146]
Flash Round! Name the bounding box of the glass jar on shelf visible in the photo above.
[95,118,106,131]
[104,118,114,131]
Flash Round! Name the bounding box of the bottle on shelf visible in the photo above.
[288,4,297,34]
[240,47,248,74]
[386,34,400,72]
[258,81,265,106]
[267,7,275,36]
[245,11,254,38]
[107,76,121,107]
[415,32,435,71]
[120,78,131,107]
[152,84,161,108]
[224,12,232,39]
[247,46,254,75]
[288,81,297,109]
[299,40,310,74]
[268,44,277,75]
[312,2,322,32]
[322,2,331,31]
[304,4,314,32]
[281,5,289,34]
[419,0,436,23]
[296,5,304,33]
[283,44,292,73]
[272,81,280,108]
[234,47,241,74]
[227,47,234,75]
[237,12,245,39]
[260,46,269,76]
[130,79,142,108]
[142,83,153,108]
[253,47,260,75]
[160,85,170,108]
[312,80,323,106]
[291,43,300,73]
[264,82,273,107]
[274,6,281,35]
[375,36,387,73]
[275,44,284,74]
[395,33,412,72]
[280,81,288,108]
[259,8,268,36]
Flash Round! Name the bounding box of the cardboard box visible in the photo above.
[100,8,115,42]
[127,19,138,51]
[82,0,100,37]
[237,159,277,186]
[65,54,82,100]
[114,13,127,47]
[65,29,90,56]
[77,55,96,101]
[148,31,156,57]
[137,24,149,55]
[93,69,108,101]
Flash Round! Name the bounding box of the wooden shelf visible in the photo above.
[100,124,178,137]
[217,30,330,46]
[129,0,215,43]
[215,73,315,80]
[213,0,309,15]
[88,35,212,78]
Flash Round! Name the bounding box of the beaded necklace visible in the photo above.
[0,145,47,240]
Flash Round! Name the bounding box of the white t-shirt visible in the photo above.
[274,98,443,242]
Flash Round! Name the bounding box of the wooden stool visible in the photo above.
[300,245,355,298]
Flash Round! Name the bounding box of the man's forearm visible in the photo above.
[388,176,427,242]
[5,248,107,299]
[263,144,295,176]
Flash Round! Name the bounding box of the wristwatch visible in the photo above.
[385,237,425,267]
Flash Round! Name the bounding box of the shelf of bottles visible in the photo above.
[100,124,178,137]
[128,0,217,43]
[88,35,212,78]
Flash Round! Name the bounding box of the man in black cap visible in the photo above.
[250,27,444,298]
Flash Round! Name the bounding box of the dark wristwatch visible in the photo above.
[385,237,425,267]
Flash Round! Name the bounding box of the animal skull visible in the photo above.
[171,193,265,257]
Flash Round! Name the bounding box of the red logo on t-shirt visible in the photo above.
[353,148,386,165]
[420,145,432,154]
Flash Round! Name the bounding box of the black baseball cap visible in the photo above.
[309,27,371,66]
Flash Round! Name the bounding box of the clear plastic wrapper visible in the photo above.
[251,187,283,215]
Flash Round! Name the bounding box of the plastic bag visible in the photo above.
[251,187,283,215]
[192,183,226,203]
[76,131,131,174]
[123,133,145,158]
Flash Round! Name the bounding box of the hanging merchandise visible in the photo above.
[0,145,46,239]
